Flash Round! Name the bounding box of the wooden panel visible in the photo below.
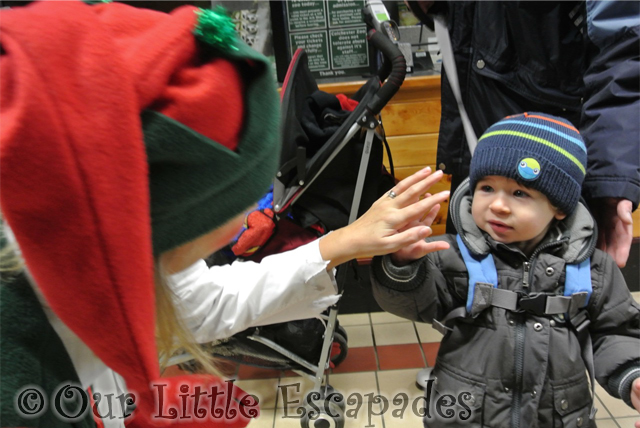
[634,210,640,238]
[384,134,438,167]
[317,75,441,101]
[380,100,441,136]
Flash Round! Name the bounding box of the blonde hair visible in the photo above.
[0,221,23,277]
[155,263,222,377]
[1,217,220,377]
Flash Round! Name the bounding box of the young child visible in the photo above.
[371,112,640,427]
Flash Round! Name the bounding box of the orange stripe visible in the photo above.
[524,112,579,133]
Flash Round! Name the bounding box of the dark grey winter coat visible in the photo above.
[371,181,640,427]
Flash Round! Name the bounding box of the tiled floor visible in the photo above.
[170,292,640,428]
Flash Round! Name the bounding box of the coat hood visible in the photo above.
[449,178,597,264]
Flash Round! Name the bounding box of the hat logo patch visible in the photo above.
[518,158,540,180]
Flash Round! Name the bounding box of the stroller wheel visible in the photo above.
[323,384,346,411]
[301,399,345,428]
[329,331,348,368]
[303,385,345,411]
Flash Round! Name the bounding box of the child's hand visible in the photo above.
[319,167,450,269]
[390,192,446,266]
[631,377,640,427]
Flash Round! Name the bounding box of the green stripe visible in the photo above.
[479,130,586,175]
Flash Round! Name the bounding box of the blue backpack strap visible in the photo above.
[564,257,592,310]
[456,234,498,312]
[564,256,596,420]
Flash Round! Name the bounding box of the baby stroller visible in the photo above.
[170,14,407,428]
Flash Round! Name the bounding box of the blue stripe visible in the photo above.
[493,120,587,152]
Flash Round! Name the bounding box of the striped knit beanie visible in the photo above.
[469,112,587,215]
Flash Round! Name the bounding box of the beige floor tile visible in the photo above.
[373,322,419,346]
[247,409,275,428]
[596,383,638,418]
[277,375,318,409]
[385,409,425,428]
[338,313,371,326]
[414,321,444,344]
[273,407,306,428]
[344,324,374,348]
[596,394,615,419]
[616,416,639,427]
[596,419,622,428]
[326,371,379,401]
[376,369,424,402]
[235,378,280,410]
[343,403,384,428]
[370,311,410,324]
[632,291,640,305]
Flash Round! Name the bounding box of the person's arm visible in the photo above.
[587,251,640,411]
[169,167,450,342]
[581,0,640,267]
[320,167,450,269]
[168,240,340,343]
[369,233,458,323]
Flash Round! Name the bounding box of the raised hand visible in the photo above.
[320,167,450,269]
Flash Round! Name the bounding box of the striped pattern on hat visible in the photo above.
[469,112,587,215]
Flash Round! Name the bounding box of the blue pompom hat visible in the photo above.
[469,112,587,215]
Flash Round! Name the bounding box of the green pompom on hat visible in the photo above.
[143,7,280,254]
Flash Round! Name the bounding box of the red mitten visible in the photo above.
[232,208,276,257]
[336,93,358,112]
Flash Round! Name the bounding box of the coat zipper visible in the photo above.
[522,262,530,288]
[512,320,525,428]
[512,240,560,426]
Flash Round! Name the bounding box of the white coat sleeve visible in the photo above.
[166,238,340,343]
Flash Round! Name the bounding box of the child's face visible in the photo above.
[471,176,566,255]
[160,210,247,273]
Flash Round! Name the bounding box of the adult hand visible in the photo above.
[631,378,640,428]
[320,167,450,269]
[592,198,633,268]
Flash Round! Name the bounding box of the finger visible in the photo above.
[421,204,441,225]
[617,200,634,225]
[613,240,631,268]
[391,166,435,196]
[411,239,451,258]
[386,224,450,253]
[393,169,444,205]
[401,190,450,222]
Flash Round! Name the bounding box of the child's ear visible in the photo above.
[554,210,567,221]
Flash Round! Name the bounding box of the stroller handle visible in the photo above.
[365,29,407,116]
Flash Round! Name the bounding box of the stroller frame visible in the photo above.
[169,15,407,428]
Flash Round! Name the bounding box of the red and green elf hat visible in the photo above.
[0,1,279,426]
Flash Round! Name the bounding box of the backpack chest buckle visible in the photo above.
[517,293,549,316]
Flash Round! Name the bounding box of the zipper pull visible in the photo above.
[523,262,530,288]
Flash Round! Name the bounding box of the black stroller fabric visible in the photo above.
[279,49,394,232]
[300,90,352,158]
